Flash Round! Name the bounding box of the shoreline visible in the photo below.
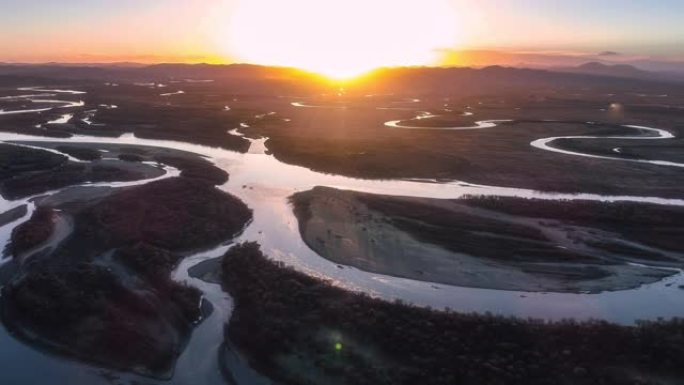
[0,81,680,381]
[220,242,684,385]
[291,187,683,293]
[0,141,252,378]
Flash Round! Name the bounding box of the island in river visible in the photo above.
[0,143,252,377]
[0,65,683,384]
[291,187,684,293]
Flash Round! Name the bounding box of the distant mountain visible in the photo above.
[0,62,682,96]
[356,64,684,96]
[562,62,650,78]
[552,62,684,82]
[0,62,312,81]
[625,59,684,74]
[438,49,684,76]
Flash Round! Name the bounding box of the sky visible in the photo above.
[1,0,683,75]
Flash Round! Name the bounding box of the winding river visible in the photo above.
[0,87,683,384]
[381,109,684,168]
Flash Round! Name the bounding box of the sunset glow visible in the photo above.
[222,0,459,78]
[2,1,684,384]
[1,1,683,75]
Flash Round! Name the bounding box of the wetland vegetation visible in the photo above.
[0,64,683,384]
[221,242,684,385]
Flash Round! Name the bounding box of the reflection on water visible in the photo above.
[47,113,73,125]
[0,89,84,115]
[531,124,684,168]
[1,131,683,325]
[1,88,684,384]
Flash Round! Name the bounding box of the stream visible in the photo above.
[0,87,683,384]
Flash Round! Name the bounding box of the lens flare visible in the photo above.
[220,0,460,79]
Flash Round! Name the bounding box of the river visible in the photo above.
[0,87,683,384]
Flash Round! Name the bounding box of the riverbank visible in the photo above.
[0,81,683,383]
[291,187,683,293]
[0,143,166,200]
[221,242,684,385]
[252,95,684,198]
[0,142,253,377]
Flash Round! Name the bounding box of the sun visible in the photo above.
[220,0,460,79]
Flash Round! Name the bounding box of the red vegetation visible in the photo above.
[10,207,55,256]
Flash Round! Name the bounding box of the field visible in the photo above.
[0,65,682,383]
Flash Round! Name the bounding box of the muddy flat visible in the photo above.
[292,187,683,292]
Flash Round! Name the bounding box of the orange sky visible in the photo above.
[2,0,682,76]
